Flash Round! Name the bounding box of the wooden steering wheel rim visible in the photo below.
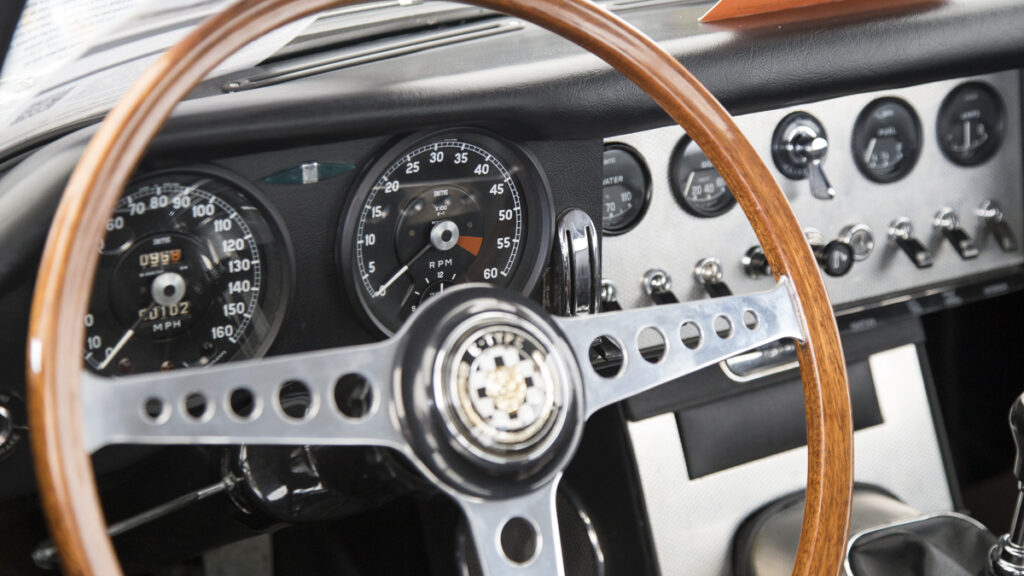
[26,1,853,574]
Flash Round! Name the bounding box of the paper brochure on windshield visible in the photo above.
[0,0,313,158]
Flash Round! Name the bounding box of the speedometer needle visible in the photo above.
[97,301,158,371]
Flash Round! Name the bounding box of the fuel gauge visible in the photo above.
[937,82,1005,166]
[852,98,922,183]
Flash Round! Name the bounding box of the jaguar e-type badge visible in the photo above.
[442,322,567,460]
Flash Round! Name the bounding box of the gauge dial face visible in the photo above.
[669,137,735,218]
[341,131,551,334]
[86,171,290,376]
[601,144,650,235]
[937,82,1006,166]
[852,98,922,183]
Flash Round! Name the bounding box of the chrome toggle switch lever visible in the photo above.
[772,113,836,200]
[990,393,1024,576]
[791,131,835,200]
[694,257,733,297]
[550,208,600,316]
[888,217,934,269]
[978,200,1019,252]
[934,207,980,260]
[600,279,622,312]
[642,269,678,305]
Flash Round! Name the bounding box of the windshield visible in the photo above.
[0,0,700,159]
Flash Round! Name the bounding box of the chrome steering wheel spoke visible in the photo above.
[555,278,805,419]
[456,480,565,576]
[79,279,804,576]
[81,340,405,454]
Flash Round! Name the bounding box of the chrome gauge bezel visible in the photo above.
[936,81,1007,167]
[601,142,652,235]
[851,97,922,183]
[337,128,554,336]
[85,166,294,376]
[669,136,736,218]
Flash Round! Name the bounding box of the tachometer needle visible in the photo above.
[374,244,431,298]
[97,301,158,371]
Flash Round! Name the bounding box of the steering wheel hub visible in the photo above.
[439,317,568,463]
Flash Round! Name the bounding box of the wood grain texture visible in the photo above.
[26,1,853,575]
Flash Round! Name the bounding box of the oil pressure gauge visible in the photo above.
[669,137,735,218]
[852,98,922,183]
[937,82,1006,166]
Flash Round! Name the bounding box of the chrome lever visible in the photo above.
[551,208,600,316]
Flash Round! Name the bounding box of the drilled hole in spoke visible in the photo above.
[713,315,733,339]
[279,380,314,421]
[184,392,210,421]
[500,517,539,565]
[742,310,760,331]
[680,321,702,350]
[334,374,373,419]
[229,388,259,420]
[637,327,667,363]
[142,397,168,423]
[588,336,624,378]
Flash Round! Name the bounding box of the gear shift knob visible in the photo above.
[991,393,1024,576]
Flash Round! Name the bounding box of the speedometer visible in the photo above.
[85,169,291,375]
[339,130,552,334]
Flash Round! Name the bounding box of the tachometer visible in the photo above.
[85,169,291,375]
[339,130,551,335]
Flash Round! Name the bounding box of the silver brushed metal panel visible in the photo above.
[604,70,1024,310]
[629,344,954,576]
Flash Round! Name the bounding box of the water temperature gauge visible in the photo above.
[937,82,1006,166]
[601,144,650,235]
[852,98,922,183]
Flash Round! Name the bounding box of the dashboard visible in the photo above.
[2,2,1024,575]
[70,71,1024,384]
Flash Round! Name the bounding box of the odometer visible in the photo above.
[340,130,551,334]
[85,170,291,375]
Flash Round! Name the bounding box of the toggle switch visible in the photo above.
[693,257,732,297]
[888,217,934,269]
[600,280,622,312]
[772,112,836,200]
[642,269,679,305]
[933,207,979,260]
[977,200,1019,252]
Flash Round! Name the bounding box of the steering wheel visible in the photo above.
[26,1,853,574]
